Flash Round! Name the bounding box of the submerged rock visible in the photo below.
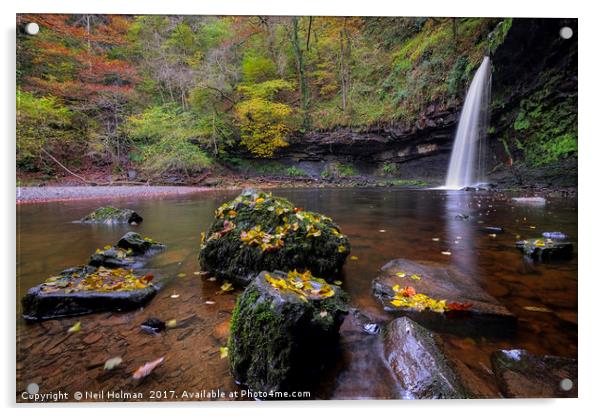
[515,238,573,261]
[80,207,143,225]
[384,317,471,399]
[89,232,165,268]
[199,189,350,286]
[21,266,158,321]
[491,349,577,398]
[228,270,348,394]
[372,259,515,335]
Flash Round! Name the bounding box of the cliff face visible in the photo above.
[270,18,577,187]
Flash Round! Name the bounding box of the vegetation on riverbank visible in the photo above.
[17,15,576,186]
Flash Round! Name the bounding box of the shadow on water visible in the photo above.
[16,188,577,400]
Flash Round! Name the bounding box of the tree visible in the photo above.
[234,80,295,157]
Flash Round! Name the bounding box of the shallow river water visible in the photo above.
[16,188,578,401]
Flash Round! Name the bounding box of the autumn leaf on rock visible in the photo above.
[447,302,473,311]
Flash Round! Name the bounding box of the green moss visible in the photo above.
[321,162,357,179]
[501,69,577,166]
[228,274,348,392]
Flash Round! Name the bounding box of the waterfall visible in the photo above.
[444,56,492,189]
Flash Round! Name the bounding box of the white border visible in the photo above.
[2,1,601,415]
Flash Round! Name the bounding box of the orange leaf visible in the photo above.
[447,302,472,311]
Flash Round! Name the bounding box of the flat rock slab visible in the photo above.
[516,238,573,261]
[373,259,516,336]
[491,349,577,398]
[384,317,471,399]
[21,266,159,321]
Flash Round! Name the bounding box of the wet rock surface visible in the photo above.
[384,317,471,399]
[21,266,158,321]
[228,271,348,394]
[80,207,143,224]
[89,232,166,268]
[199,189,350,286]
[373,259,516,335]
[491,349,577,398]
[516,238,573,261]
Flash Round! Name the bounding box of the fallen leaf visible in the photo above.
[395,272,406,278]
[193,271,201,276]
[205,300,216,305]
[219,346,228,359]
[166,319,177,329]
[177,273,186,278]
[524,306,552,313]
[132,356,165,380]
[441,251,452,256]
[170,293,180,299]
[447,302,473,311]
[350,256,358,260]
[219,282,234,293]
[68,321,81,334]
[208,277,217,282]
[379,229,386,233]
[319,311,328,318]
[432,237,440,242]
[104,357,123,370]
[333,280,342,285]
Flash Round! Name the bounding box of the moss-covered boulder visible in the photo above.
[228,270,349,394]
[89,232,165,268]
[21,265,157,321]
[515,238,573,261]
[199,189,350,286]
[80,207,143,225]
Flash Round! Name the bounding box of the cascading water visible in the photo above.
[443,56,492,189]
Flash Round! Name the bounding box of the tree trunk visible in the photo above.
[291,17,310,129]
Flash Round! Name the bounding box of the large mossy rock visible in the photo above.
[491,349,577,398]
[199,189,350,286]
[228,270,349,394]
[21,266,157,321]
[384,317,472,399]
[80,207,143,224]
[89,232,165,268]
[373,259,515,336]
[515,238,573,261]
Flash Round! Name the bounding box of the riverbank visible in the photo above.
[16,176,577,204]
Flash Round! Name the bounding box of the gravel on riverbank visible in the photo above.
[16,186,215,204]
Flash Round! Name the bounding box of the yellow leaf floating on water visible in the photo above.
[219,282,234,293]
[170,293,180,299]
[333,280,342,285]
[177,273,186,278]
[432,237,440,242]
[395,272,406,278]
[524,306,553,313]
[68,321,81,334]
[441,251,452,256]
[350,256,358,261]
[220,346,229,359]
[166,319,177,329]
[410,274,421,281]
[193,271,201,276]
